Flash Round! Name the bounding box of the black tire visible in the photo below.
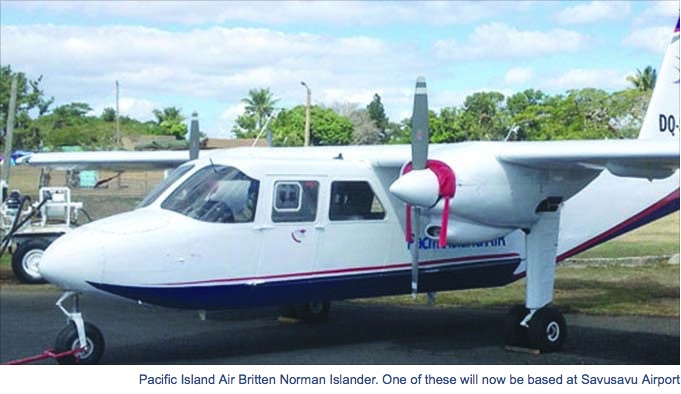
[503,305,529,347]
[292,301,331,323]
[54,322,105,365]
[11,238,51,284]
[527,307,567,353]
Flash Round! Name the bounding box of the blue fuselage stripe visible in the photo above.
[88,257,521,310]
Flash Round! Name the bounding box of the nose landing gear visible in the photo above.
[54,291,105,365]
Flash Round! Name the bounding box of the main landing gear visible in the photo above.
[503,305,566,353]
[282,301,331,323]
[53,291,105,364]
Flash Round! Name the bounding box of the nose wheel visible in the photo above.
[54,291,105,364]
[54,321,105,365]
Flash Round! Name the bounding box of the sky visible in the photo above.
[0,1,678,138]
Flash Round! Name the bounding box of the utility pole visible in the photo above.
[1,75,18,188]
[115,80,121,147]
[301,81,311,146]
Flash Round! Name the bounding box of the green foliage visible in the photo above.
[366,93,389,141]
[152,106,187,139]
[242,88,279,132]
[232,113,258,138]
[271,105,353,146]
[0,64,54,131]
[626,66,657,91]
[101,107,116,122]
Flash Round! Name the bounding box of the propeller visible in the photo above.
[409,77,429,298]
[390,77,456,298]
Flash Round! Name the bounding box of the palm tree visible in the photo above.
[241,88,279,131]
[626,66,657,91]
[152,106,184,125]
[152,106,186,139]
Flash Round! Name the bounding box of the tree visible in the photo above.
[366,93,389,141]
[152,106,187,139]
[349,109,381,145]
[461,91,509,140]
[271,105,353,146]
[53,102,92,118]
[231,113,258,138]
[0,65,54,132]
[626,66,657,91]
[241,88,279,132]
[330,102,382,145]
[101,107,116,122]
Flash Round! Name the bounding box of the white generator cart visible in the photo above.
[1,187,83,284]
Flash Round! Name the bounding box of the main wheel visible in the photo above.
[503,305,529,347]
[54,322,105,365]
[527,307,567,353]
[11,238,51,284]
[287,301,330,323]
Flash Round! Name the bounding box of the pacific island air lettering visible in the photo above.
[407,236,506,250]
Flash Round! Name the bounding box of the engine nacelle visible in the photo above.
[431,149,544,229]
[390,144,599,245]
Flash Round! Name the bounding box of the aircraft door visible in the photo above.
[315,180,394,294]
[257,178,324,278]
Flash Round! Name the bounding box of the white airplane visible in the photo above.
[29,19,680,364]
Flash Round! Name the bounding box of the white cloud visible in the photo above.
[4,1,534,27]
[217,103,247,138]
[544,69,629,90]
[639,1,680,20]
[622,26,674,54]
[118,98,157,122]
[504,67,534,85]
[435,23,591,60]
[0,25,407,102]
[554,1,631,25]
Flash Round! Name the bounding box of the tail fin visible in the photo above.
[638,17,680,140]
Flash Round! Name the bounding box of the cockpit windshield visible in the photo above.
[161,165,259,223]
[138,163,195,208]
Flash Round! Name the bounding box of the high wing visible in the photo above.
[497,139,679,179]
[16,150,192,171]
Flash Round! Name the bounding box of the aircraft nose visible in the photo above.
[40,228,104,291]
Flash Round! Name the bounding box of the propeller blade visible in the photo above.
[411,77,429,171]
[189,112,200,161]
[411,206,421,298]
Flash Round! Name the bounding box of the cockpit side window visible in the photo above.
[272,181,318,223]
[138,164,195,208]
[161,165,259,223]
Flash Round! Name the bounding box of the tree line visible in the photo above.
[0,65,189,151]
[1,63,655,151]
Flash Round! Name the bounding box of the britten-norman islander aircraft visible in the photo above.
[24,18,680,364]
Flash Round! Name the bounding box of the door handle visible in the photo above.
[314,224,325,230]
[254,225,274,231]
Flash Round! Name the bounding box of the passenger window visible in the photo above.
[272,181,318,223]
[330,181,386,221]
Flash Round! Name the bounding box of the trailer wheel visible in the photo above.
[11,238,51,284]
[55,322,105,365]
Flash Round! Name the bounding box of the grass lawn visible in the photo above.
[371,262,679,317]
[576,213,679,258]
